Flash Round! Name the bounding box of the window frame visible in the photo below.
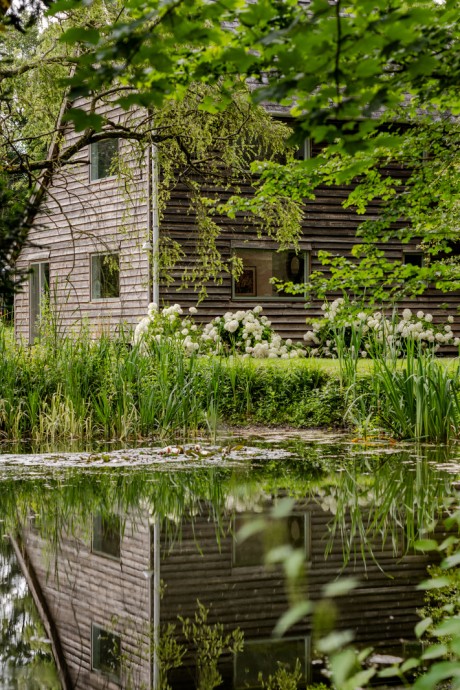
[231,512,311,570]
[402,250,425,268]
[231,244,311,302]
[91,623,122,683]
[89,139,119,182]
[90,252,121,301]
[91,512,122,561]
[234,635,311,689]
[29,261,50,343]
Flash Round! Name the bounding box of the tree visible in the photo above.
[0,0,296,297]
[54,0,460,301]
[2,0,460,299]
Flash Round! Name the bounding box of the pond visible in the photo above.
[0,433,459,690]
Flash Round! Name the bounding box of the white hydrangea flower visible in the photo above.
[425,313,433,322]
[402,308,412,321]
[224,319,239,333]
[416,311,424,319]
[448,315,454,324]
[189,306,198,315]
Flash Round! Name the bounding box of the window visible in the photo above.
[233,513,310,568]
[90,139,119,181]
[234,637,310,689]
[294,138,311,160]
[91,253,120,300]
[29,262,50,343]
[403,252,424,268]
[92,513,121,560]
[91,624,121,681]
[233,248,309,300]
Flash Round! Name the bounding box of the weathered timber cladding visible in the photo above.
[160,176,460,341]
[159,502,432,645]
[17,501,441,689]
[22,514,152,689]
[15,100,150,342]
[15,102,460,341]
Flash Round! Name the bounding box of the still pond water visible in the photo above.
[0,432,459,690]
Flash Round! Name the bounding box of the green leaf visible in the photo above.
[271,497,296,518]
[323,577,360,598]
[417,577,451,591]
[400,657,421,673]
[330,649,357,687]
[63,109,104,132]
[433,618,460,638]
[60,27,100,45]
[415,617,433,638]
[422,644,448,660]
[415,539,439,552]
[236,518,265,544]
[273,601,312,637]
[442,553,460,569]
[317,630,354,654]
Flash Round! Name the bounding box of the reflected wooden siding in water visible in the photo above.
[17,499,441,689]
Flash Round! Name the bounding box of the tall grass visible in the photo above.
[0,323,335,443]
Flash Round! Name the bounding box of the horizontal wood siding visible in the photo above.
[159,175,460,342]
[15,100,150,342]
[22,514,152,689]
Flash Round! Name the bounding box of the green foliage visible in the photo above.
[180,600,244,690]
[258,659,302,690]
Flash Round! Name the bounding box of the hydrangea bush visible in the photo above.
[134,304,305,359]
[303,298,457,358]
[134,303,202,355]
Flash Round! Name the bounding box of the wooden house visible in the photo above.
[13,99,459,344]
[12,497,438,689]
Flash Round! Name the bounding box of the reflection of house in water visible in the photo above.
[13,500,437,689]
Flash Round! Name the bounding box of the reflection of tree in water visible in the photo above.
[0,538,60,688]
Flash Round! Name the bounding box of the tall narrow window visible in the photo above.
[92,624,121,681]
[90,139,119,181]
[91,253,120,300]
[233,248,309,300]
[29,262,49,343]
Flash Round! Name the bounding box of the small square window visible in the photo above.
[233,248,308,301]
[92,624,121,681]
[233,513,310,568]
[91,253,120,300]
[90,139,119,181]
[92,513,121,560]
[403,252,424,268]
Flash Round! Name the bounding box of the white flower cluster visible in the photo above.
[302,300,458,358]
[203,306,305,359]
[134,302,201,354]
[134,304,306,359]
